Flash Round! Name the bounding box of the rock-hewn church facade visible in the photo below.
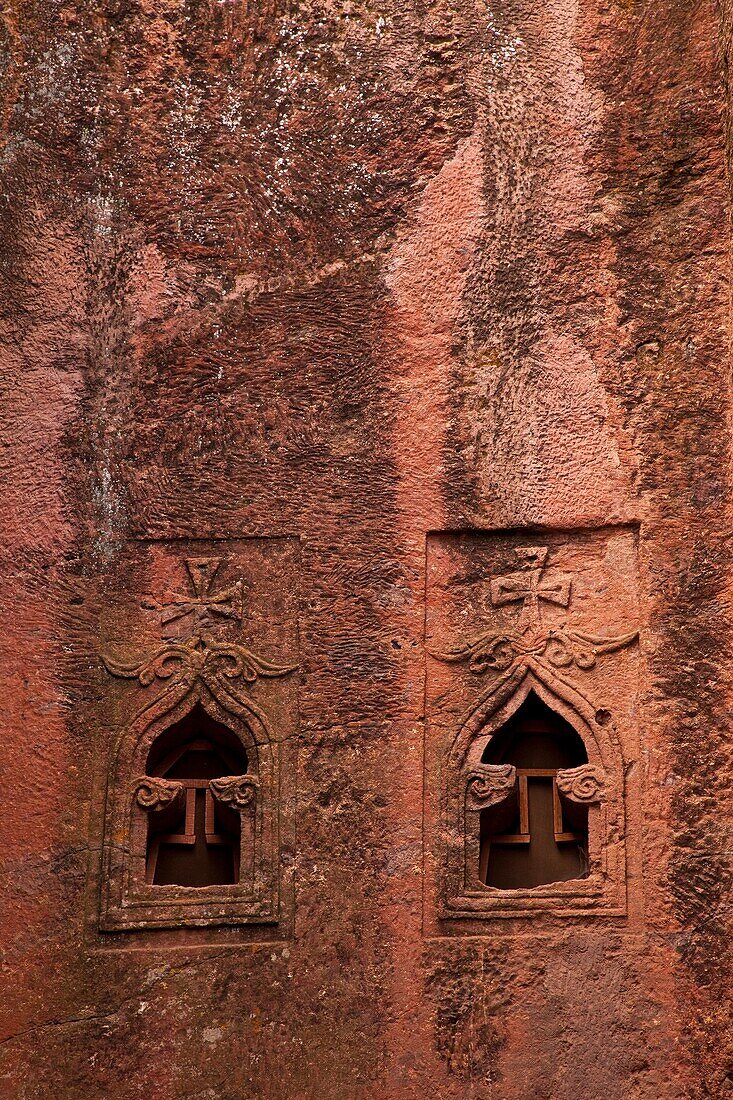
[1,1,731,1096]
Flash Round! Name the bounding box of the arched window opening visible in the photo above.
[479,694,589,889]
[144,705,249,888]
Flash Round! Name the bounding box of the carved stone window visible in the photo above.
[98,553,297,932]
[476,697,590,889]
[141,706,254,888]
[426,534,640,923]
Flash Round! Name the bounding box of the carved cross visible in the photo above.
[150,558,243,637]
[490,547,571,632]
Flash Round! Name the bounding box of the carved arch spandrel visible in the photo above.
[106,648,279,758]
[448,659,623,779]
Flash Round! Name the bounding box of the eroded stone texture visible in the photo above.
[0,0,731,1097]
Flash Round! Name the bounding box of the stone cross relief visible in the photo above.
[489,546,571,634]
[144,558,243,638]
[434,545,638,679]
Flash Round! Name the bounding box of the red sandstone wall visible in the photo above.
[1,0,732,1096]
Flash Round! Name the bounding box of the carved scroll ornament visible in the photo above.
[556,764,606,804]
[134,776,184,811]
[104,635,296,690]
[437,626,638,676]
[465,764,517,810]
[210,774,260,810]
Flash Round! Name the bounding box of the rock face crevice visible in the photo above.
[0,0,731,1097]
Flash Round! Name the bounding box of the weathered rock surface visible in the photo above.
[0,0,731,1096]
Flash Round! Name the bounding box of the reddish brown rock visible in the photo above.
[0,0,731,1096]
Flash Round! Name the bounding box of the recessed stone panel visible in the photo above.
[423,526,641,932]
[86,537,300,947]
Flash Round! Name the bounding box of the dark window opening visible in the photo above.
[145,706,248,888]
[479,694,589,889]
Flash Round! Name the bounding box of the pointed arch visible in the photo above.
[448,657,623,778]
[110,678,274,792]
